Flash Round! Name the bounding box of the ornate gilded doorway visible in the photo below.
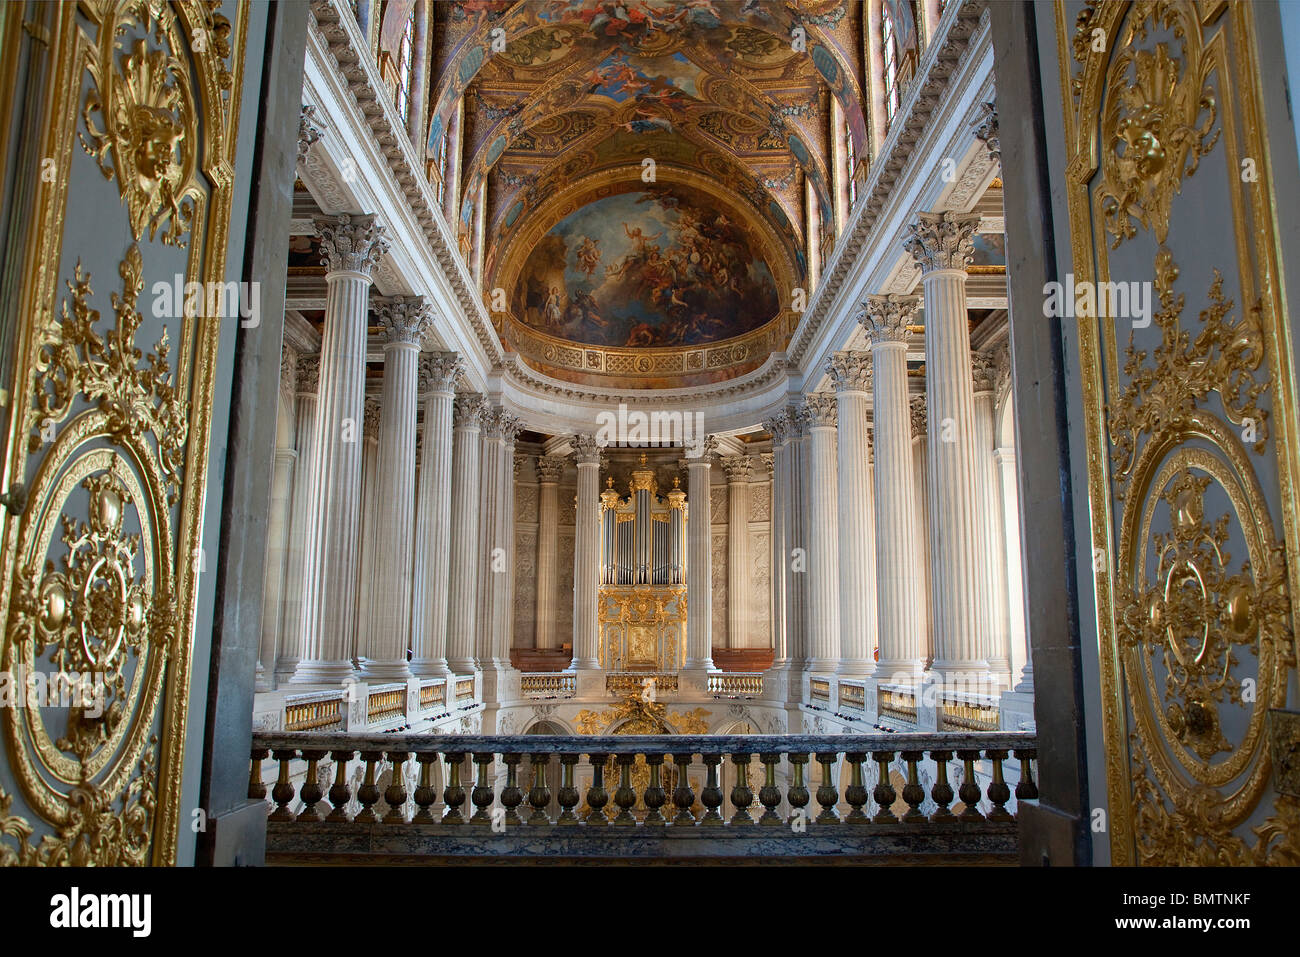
[0,0,251,865]
[1056,0,1300,863]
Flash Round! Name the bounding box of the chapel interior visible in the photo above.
[1,0,1299,869]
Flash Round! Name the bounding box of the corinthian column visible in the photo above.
[825,352,878,676]
[799,395,840,673]
[904,210,989,681]
[291,214,389,684]
[446,394,486,674]
[570,434,603,670]
[360,298,434,681]
[720,455,752,649]
[278,354,320,684]
[684,437,718,670]
[972,351,1010,684]
[410,352,464,676]
[761,413,792,669]
[534,455,566,650]
[910,395,933,666]
[859,296,923,681]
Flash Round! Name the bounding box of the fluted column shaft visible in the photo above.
[571,435,602,669]
[493,425,521,666]
[800,396,840,673]
[762,416,792,667]
[997,446,1032,691]
[279,358,320,682]
[355,405,381,663]
[257,445,296,690]
[972,358,1010,682]
[534,457,565,650]
[446,395,485,673]
[786,414,808,680]
[410,353,463,676]
[827,354,877,675]
[684,447,716,670]
[906,211,989,680]
[721,456,751,649]
[860,298,922,680]
[292,214,388,684]
[910,396,932,666]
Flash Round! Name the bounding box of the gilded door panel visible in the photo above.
[0,0,247,865]
[1057,0,1299,863]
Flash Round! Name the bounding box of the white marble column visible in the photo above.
[785,408,808,687]
[570,434,602,670]
[904,210,990,681]
[826,352,878,676]
[534,455,565,650]
[859,296,923,681]
[972,351,1010,684]
[446,393,486,674]
[910,395,933,667]
[410,352,464,676]
[996,445,1031,691]
[761,414,792,669]
[360,298,433,681]
[799,395,840,673]
[256,442,296,691]
[720,455,752,650]
[492,417,523,669]
[291,214,389,684]
[355,398,381,664]
[278,354,320,684]
[474,407,503,670]
[684,437,718,671]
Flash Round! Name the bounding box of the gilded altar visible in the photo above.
[597,584,687,672]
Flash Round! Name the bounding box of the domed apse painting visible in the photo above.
[512,186,780,349]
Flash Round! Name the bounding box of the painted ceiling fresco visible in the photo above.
[428,1,867,383]
[513,185,780,348]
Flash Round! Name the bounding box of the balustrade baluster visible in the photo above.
[501,753,524,825]
[249,748,268,800]
[700,755,723,826]
[986,749,1013,822]
[729,753,755,825]
[269,749,297,822]
[929,749,955,820]
[644,755,667,825]
[871,751,898,824]
[758,753,782,825]
[528,754,552,825]
[956,749,985,820]
[814,753,839,823]
[671,753,695,826]
[558,755,580,825]
[327,750,355,822]
[297,750,326,822]
[354,751,383,822]
[383,751,409,824]
[413,753,438,822]
[585,753,610,825]
[900,751,927,823]
[612,754,637,825]
[1014,749,1038,802]
[442,752,466,824]
[844,753,868,821]
[471,753,495,824]
[787,753,810,826]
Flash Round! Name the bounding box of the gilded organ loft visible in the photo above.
[1,0,1299,876]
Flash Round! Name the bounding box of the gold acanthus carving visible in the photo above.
[575,692,709,737]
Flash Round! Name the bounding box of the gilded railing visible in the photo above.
[809,678,831,702]
[284,691,345,732]
[606,672,679,696]
[418,679,447,713]
[367,684,407,724]
[708,673,763,697]
[940,696,1000,733]
[520,673,577,699]
[879,688,918,724]
[838,682,866,711]
[454,677,476,704]
[250,731,1036,859]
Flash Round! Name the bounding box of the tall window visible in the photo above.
[435,132,448,206]
[882,10,899,125]
[395,8,414,123]
[845,120,857,207]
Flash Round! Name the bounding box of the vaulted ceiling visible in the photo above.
[428,1,868,386]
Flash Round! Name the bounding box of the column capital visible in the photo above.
[971,351,998,394]
[904,210,979,273]
[452,392,488,429]
[762,409,793,446]
[315,213,390,276]
[825,350,873,393]
[798,393,838,429]
[909,394,927,438]
[418,351,465,394]
[536,455,566,482]
[280,344,298,396]
[685,434,720,463]
[719,455,752,482]
[758,452,774,476]
[363,396,382,439]
[295,353,320,394]
[571,433,603,465]
[857,294,920,344]
[376,296,434,346]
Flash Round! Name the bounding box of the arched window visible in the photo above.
[845,120,857,207]
[882,8,899,124]
[434,132,448,207]
[395,7,415,123]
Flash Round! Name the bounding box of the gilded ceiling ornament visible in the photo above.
[1095,40,1219,248]
[857,294,918,344]
[904,211,979,274]
[314,213,390,276]
[825,351,872,392]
